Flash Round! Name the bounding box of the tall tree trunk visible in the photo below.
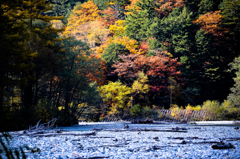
[49,75,53,100]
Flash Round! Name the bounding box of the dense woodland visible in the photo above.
[1,0,240,131]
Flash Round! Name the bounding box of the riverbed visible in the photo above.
[3,122,240,158]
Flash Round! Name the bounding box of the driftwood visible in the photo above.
[106,127,188,133]
[212,141,235,149]
[168,140,220,144]
[89,136,115,138]
[5,130,96,137]
[86,142,129,150]
[28,118,58,132]
[98,143,129,147]
[71,156,109,159]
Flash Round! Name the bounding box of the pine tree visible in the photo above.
[0,0,36,130]
[124,0,157,41]
[228,56,240,108]
[220,0,240,52]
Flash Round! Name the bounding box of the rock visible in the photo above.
[181,140,187,144]
[124,124,129,129]
[153,137,159,140]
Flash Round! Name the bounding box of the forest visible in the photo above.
[0,0,240,131]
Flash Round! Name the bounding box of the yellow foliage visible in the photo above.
[98,72,149,115]
[98,81,131,114]
[124,0,141,15]
[186,104,201,111]
[132,72,149,95]
[95,36,144,55]
[109,20,126,36]
[170,104,183,120]
[63,1,102,39]
[50,20,64,29]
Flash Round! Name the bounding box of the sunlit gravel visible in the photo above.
[3,123,240,159]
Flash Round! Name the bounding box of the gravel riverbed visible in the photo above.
[3,122,240,159]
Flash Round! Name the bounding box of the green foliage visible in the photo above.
[228,56,240,107]
[220,0,240,47]
[220,100,239,119]
[130,104,142,117]
[45,0,87,24]
[198,0,214,15]
[130,104,154,118]
[91,0,110,10]
[101,43,129,68]
[201,100,239,120]
[124,0,157,41]
[142,106,153,118]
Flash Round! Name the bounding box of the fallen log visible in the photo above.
[32,131,96,137]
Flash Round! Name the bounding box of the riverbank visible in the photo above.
[2,122,240,158]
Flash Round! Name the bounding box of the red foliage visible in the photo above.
[111,54,182,92]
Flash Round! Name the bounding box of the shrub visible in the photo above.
[201,100,220,120]
[220,100,240,119]
[170,105,183,120]
[142,106,154,118]
[130,104,142,117]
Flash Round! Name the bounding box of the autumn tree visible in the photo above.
[98,81,131,116]
[96,36,143,56]
[101,7,118,27]
[63,1,111,48]
[130,72,149,107]
[63,1,101,37]
[98,72,148,116]
[155,0,185,17]
[111,54,182,106]
[193,10,227,37]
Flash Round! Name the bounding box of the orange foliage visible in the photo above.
[84,55,108,86]
[62,1,110,48]
[139,41,150,53]
[193,11,229,37]
[101,7,117,27]
[125,0,141,14]
[155,0,185,17]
